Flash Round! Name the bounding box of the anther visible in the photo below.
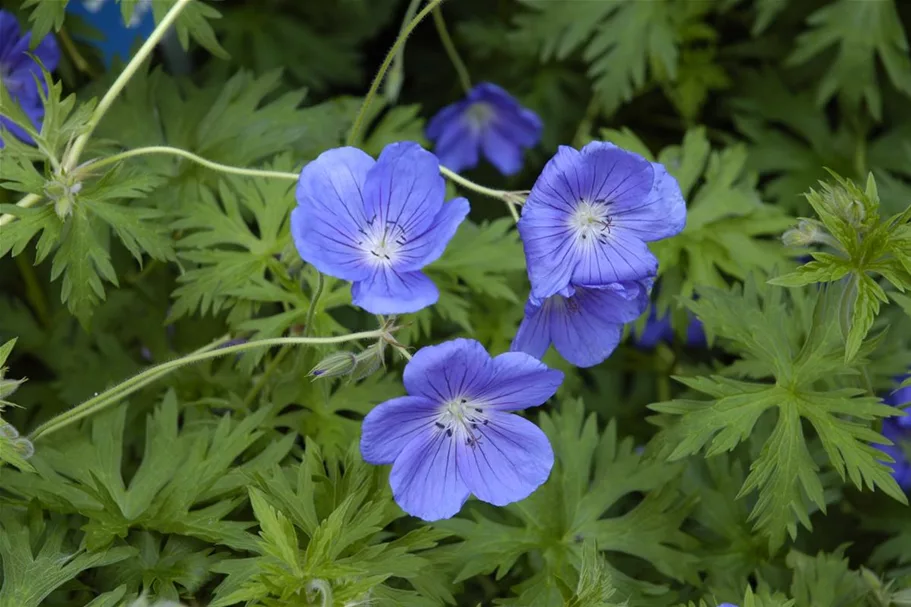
[435,422,445,429]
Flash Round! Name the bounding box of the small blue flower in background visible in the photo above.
[517,142,686,299]
[360,338,563,521]
[879,376,911,490]
[65,0,154,67]
[511,279,651,367]
[291,142,469,315]
[426,82,542,176]
[0,10,59,147]
[635,307,707,349]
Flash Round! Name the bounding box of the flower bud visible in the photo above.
[310,351,358,379]
[11,437,33,459]
[0,421,19,439]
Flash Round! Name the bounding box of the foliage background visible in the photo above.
[1,0,911,605]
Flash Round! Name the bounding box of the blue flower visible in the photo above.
[0,10,59,147]
[635,307,707,349]
[360,338,563,521]
[65,0,155,66]
[426,82,542,176]
[517,142,686,299]
[291,142,469,315]
[879,376,911,490]
[511,279,650,368]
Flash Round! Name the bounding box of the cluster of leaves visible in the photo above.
[2,0,911,605]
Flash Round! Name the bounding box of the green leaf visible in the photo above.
[21,0,67,42]
[438,400,697,604]
[649,280,907,548]
[515,0,692,112]
[787,547,870,606]
[788,0,911,119]
[0,511,132,607]
[49,207,119,326]
[149,0,229,58]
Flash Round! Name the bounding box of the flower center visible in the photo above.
[464,102,495,131]
[569,201,612,245]
[357,215,408,266]
[433,397,489,447]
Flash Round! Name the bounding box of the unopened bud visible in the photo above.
[11,437,34,459]
[0,422,19,439]
[0,377,25,400]
[310,351,358,379]
[782,219,822,247]
[350,341,386,381]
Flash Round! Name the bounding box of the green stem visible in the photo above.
[63,0,193,171]
[439,166,508,199]
[384,0,422,103]
[30,329,388,441]
[0,194,42,227]
[347,0,446,146]
[242,272,325,407]
[432,6,472,93]
[80,146,300,181]
[304,272,326,337]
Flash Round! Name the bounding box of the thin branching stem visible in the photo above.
[30,329,389,441]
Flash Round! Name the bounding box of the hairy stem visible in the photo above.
[242,272,325,407]
[439,166,509,199]
[30,329,388,441]
[63,0,193,171]
[432,6,472,93]
[347,0,446,145]
[80,145,301,181]
[384,0,423,103]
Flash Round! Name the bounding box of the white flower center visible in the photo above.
[569,201,612,245]
[357,215,407,266]
[464,102,495,132]
[433,397,489,447]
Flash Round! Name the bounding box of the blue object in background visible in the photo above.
[65,0,155,67]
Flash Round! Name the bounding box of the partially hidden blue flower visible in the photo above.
[65,0,154,67]
[0,10,59,147]
[426,82,542,176]
[635,307,707,349]
[291,142,469,315]
[511,279,650,368]
[879,376,911,490]
[517,142,686,299]
[360,338,563,521]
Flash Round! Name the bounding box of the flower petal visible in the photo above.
[579,141,654,208]
[390,430,470,521]
[479,352,563,410]
[363,142,445,238]
[292,147,374,279]
[291,206,371,282]
[457,411,554,507]
[395,196,470,271]
[481,125,525,176]
[351,268,438,314]
[549,292,624,368]
[403,338,492,403]
[571,228,658,285]
[510,296,551,360]
[429,117,481,174]
[360,396,439,465]
[518,203,578,299]
[612,162,686,242]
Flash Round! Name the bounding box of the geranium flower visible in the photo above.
[426,82,542,176]
[511,279,650,368]
[360,338,563,521]
[635,307,707,349]
[517,142,686,299]
[0,10,59,146]
[291,142,469,314]
[879,376,911,490]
